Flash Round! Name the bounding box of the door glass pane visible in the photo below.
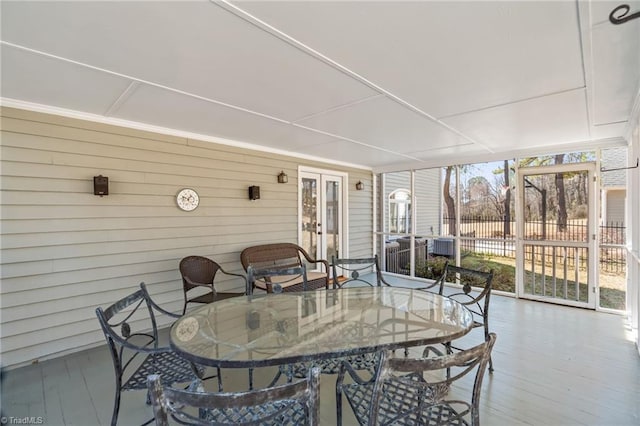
[301,177,318,259]
[325,180,340,261]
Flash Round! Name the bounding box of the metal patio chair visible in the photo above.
[336,333,497,426]
[331,255,392,289]
[426,264,495,373]
[95,282,204,426]
[147,366,321,425]
[290,256,390,379]
[246,264,308,295]
[244,264,309,387]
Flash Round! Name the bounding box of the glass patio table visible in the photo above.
[170,286,474,368]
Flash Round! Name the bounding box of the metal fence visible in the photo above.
[599,220,626,274]
[384,216,626,274]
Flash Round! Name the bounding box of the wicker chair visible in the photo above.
[336,334,497,426]
[179,256,246,314]
[147,366,321,426]
[95,282,203,426]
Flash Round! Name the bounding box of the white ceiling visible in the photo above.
[1,0,639,171]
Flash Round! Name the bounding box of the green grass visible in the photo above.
[414,253,625,310]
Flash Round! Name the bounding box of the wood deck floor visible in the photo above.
[1,289,639,425]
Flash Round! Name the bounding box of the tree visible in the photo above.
[443,166,456,235]
[555,154,567,232]
[503,159,511,236]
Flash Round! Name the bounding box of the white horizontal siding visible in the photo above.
[414,168,442,236]
[601,146,627,187]
[0,106,372,367]
[605,189,625,225]
[347,173,373,258]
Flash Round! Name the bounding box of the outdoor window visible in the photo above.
[389,189,411,233]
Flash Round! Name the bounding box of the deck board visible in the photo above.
[2,290,639,425]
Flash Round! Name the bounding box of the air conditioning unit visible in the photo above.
[432,238,454,258]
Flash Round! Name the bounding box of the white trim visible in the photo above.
[373,138,628,173]
[626,87,640,142]
[104,81,140,116]
[576,0,594,139]
[410,172,416,277]
[0,97,371,171]
[373,173,378,259]
[0,40,290,123]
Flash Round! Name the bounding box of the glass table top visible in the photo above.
[170,286,474,368]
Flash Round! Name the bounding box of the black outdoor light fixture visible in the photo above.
[93,175,109,196]
[248,185,260,200]
[356,181,365,191]
[277,171,288,184]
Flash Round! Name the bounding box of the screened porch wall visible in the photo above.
[377,154,633,309]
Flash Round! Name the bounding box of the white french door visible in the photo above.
[299,168,346,269]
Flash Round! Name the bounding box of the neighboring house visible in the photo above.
[601,147,627,226]
[380,170,441,273]
[381,170,441,238]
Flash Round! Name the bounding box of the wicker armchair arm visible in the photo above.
[183,270,245,296]
[296,247,330,272]
[217,267,246,281]
[183,276,211,289]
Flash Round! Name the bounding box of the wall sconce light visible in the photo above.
[277,171,288,184]
[356,181,365,191]
[248,185,261,200]
[93,175,109,196]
